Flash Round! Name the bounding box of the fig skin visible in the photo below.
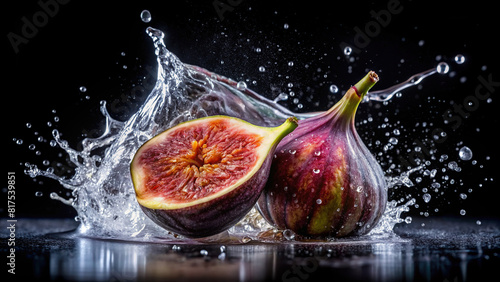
[257,72,387,238]
[131,116,298,238]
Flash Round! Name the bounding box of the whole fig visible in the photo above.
[257,71,387,238]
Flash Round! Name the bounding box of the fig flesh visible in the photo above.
[257,71,387,238]
[131,115,297,238]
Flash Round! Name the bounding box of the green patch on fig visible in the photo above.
[130,115,297,238]
[257,71,388,238]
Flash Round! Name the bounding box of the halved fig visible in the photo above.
[130,115,298,238]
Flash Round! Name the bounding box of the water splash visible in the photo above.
[24,26,302,240]
[24,26,458,241]
[364,62,449,102]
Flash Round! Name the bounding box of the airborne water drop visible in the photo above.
[423,193,431,203]
[329,84,339,94]
[459,146,473,161]
[454,54,465,64]
[436,62,449,74]
[140,10,152,23]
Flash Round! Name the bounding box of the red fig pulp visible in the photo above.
[257,71,387,238]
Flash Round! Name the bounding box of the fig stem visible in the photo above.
[330,71,379,122]
[353,71,379,98]
[274,117,299,141]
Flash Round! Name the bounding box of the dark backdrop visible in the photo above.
[4,1,499,223]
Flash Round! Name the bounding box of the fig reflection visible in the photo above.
[44,233,494,282]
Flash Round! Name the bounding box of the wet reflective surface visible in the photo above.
[1,217,499,281]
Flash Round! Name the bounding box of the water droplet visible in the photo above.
[255,47,261,53]
[329,84,339,94]
[460,209,466,216]
[405,216,412,224]
[26,123,32,128]
[236,81,247,90]
[343,46,352,55]
[79,86,87,93]
[389,137,398,145]
[28,144,36,150]
[313,168,320,174]
[418,40,425,46]
[431,182,440,189]
[314,151,321,156]
[448,161,460,171]
[35,191,43,197]
[316,199,322,204]
[16,139,24,145]
[436,62,449,74]
[258,66,266,72]
[200,249,208,256]
[283,23,289,29]
[459,146,473,161]
[454,54,465,64]
[241,236,252,243]
[140,10,152,23]
[288,61,294,67]
[356,186,363,192]
[283,229,295,240]
[476,220,482,225]
[459,193,467,200]
[423,193,431,203]
[49,140,57,147]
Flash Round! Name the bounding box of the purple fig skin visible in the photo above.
[257,71,387,238]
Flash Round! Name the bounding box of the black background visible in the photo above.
[3,0,499,224]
